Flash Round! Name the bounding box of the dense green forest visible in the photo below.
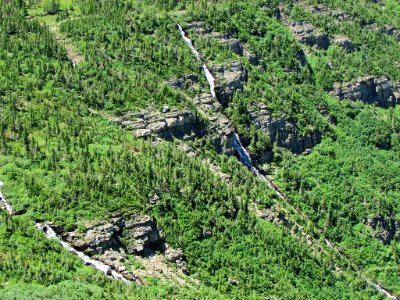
[1,0,399,299]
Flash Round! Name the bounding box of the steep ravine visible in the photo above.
[176,23,399,300]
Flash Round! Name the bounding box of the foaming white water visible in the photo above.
[232,133,252,168]
[177,24,286,200]
[373,284,398,300]
[0,181,13,215]
[35,223,132,284]
[177,24,216,98]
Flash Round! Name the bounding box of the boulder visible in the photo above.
[164,245,184,263]
[202,228,212,238]
[331,76,397,108]
[289,21,330,50]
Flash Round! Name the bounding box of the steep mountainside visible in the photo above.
[0,0,399,299]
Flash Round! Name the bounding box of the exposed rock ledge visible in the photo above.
[331,76,398,108]
[115,109,202,140]
[58,214,188,279]
[249,104,321,163]
[364,215,400,245]
[213,61,247,107]
[288,21,330,50]
[186,21,259,65]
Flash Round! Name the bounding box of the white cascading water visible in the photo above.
[177,23,399,300]
[35,223,132,284]
[177,24,216,98]
[0,181,132,284]
[0,181,13,215]
[373,284,398,300]
[177,23,300,201]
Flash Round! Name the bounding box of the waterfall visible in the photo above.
[232,133,252,168]
[0,181,13,215]
[177,23,289,201]
[203,65,216,99]
[35,223,133,284]
[373,284,398,300]
[176,23,400,300]
[177,24,216,99]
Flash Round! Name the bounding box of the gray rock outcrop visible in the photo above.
[166,74,199,90]
[365,23,400,41]
[116,109,202,140]
[186,22,259,66]
[249,104,321,163]
[333,35,354,52]
[331,76,397,108]
[61,216,124,255]
[213,62,247,106]
[188,22,243,56]
[58,214,188,278]
[289,21,330,50]
[364,215,400,245]
[60,214,164,255]
[123,215,163,254]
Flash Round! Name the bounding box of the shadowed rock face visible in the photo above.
[364,215,400,245]
[58,214,188,276]
[213,62,247,107]
[249,104,321,163]
[60,214,164,255]
[331,76,397,108]
[289,21,330,50]
[333,36,354,52]
[123,215,162,254]
[166,74,199,90]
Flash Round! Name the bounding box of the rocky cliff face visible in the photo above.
[364,215,400,245]
[60,214,164,255]
[331,76,398,108]
[115,109,203,140]
[249,104,321,163]
[187,22,259,61]
[288,21,331,50]
[58,214,188,277]
[213,62,247,107]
